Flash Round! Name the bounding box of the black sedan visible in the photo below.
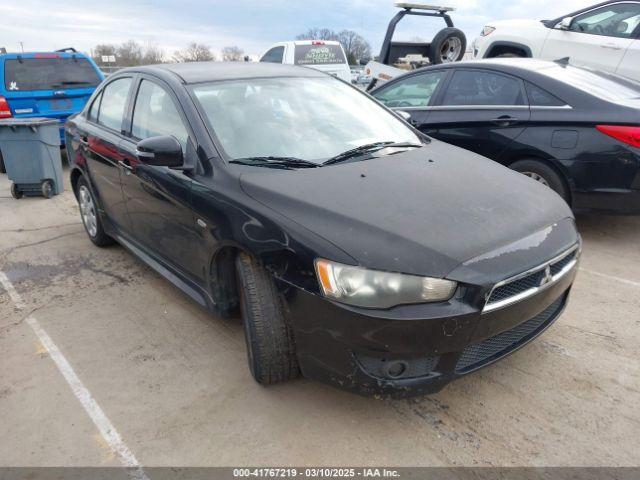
[371,59,640,214]
[65,62,580,397]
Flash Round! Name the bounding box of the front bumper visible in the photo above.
[282,254,577,398]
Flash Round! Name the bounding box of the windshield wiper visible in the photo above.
[229,156,320,169]
[323,142,423,166]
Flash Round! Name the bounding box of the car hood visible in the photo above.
[488,18,548,29]
[240,141,574,278]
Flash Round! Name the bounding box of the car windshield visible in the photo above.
[294,44,347,66]
[191,77,420,163]
[538,65,640,102]
[4,57,102,91]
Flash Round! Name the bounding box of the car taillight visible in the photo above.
[596,125,640,148]
[0,96,12,118]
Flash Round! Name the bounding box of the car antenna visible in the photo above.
[554,56,570,67]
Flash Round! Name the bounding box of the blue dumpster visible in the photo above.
[0,117,64,199]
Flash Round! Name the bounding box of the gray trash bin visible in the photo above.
[0,117,64,199]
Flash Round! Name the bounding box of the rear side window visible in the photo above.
[441,70,525,106]
[294,44,347,66]
[375,71,447,108]
[131,80,189,149]
[97,78,132,132]
[4,57,101,92]
[261,47,285,63]
[526,83,565,107]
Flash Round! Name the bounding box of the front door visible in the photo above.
[119,78,201,280]
[540,2,640,74]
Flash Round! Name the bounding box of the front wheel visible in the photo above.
[10,183,22,199]
[510,159,569,203]
[76,176,115,247]
[235,252,299,385]
[41,180,54,199]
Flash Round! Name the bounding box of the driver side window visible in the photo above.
[570,3,640,38]
[374,71,447,108]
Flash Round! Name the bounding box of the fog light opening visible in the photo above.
[384,360,408,379]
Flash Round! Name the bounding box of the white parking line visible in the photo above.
[0,272,149,480]
[579,268,640,289]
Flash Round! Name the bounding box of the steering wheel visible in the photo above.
[593,24,605,34]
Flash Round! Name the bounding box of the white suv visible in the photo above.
[259,40,352,83]
[473,0,640,81]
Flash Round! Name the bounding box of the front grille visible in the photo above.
[485,246,578,311]
[456,295,565,373]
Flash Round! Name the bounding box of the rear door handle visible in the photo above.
[118,159,133,175]
[491,116,519,126]
[601,42,622,50]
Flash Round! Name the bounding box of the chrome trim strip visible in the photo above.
[482,244,580,313]
[392,104,572,112]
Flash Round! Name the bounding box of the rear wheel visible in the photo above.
[41,180,54,199]
[235,252,299,385]
[510,159,569,203]
[10,183,22,199]
[76,176,115,247]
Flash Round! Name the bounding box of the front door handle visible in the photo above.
[491,116,519,126]
[79,135,88,146]
[601,42,622,50]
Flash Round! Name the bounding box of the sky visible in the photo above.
[2,0,598,59]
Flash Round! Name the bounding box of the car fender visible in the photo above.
[476,20,550,58]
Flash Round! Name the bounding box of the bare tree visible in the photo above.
[296,28,372,64]
[336,30,372,65]
[117,40,143,67]
[142,42,165,65]
[92,44,117,64]
[296,27,338,42]
[173,42,216,62]
[222,45,244,62]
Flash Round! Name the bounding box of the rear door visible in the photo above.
[424,68,530,161]
[2,54,103,126]
[81,76,134,232]
[540,2,640,74]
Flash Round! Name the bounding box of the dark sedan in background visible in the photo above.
[372,59,640,214]
[66,62,579,397]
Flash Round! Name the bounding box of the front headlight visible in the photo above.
[315,259,457,309]
[481,26,496,36]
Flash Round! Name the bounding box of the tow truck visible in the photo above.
[365,2,466,90]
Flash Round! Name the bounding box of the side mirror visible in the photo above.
[559,17,573,30]
[396,110,412,122]
[136,135,183,168]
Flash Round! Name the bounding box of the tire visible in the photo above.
[41,180,54,199]
[10,183,22,199]
[76,175,115,247]
[510,159,569,202]
[235,252,299,385]
[429,28,467,65]
[0,150,5,174]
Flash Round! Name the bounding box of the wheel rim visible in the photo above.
[440,37,462,63]
[522,171,550,187]
[78,185,98,237]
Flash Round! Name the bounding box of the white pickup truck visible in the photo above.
[473,0,640,81]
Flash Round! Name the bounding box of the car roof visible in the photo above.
[128,62,327,84]
[0,51,90,59]
[437,58,567,74]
